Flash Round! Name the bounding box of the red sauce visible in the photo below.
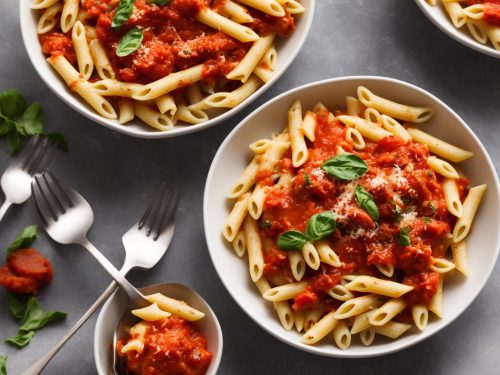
[468,1,500,26]
[116,316,212,375]
[0,248,53,294]
[259,109,468,310]
[40,33,76,65]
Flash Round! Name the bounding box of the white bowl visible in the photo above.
[94,283,223,374]
[19,0,315,138]
[415,0,500,59]
[203,76,500,358]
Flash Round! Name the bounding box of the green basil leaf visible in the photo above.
[6,294,25,322]
[277,230,307,251]
[0,118,15,136]
[303,172,310,187]
[306,211,336,242]
[399,227,411,246]
[6,225,38,256]
[6,130,21,155]
[112,0,135,28]
[0,355,6,375]
[5,331,35,348]
[0,89,27,120]
[321,154,368,180]
[45,132,69,152]
[354,185,379,221]
[19,103,44,136]
[150,0,171,4]
[260,220,272,229]
[19,297,67,332]
[116,28,143,57]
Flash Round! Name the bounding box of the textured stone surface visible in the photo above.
[0,1,499,374]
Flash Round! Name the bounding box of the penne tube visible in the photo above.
[334,294,386,320]
[254,277,294,330]
[249,139,272,154]
[428,275,444,318]
[380,114,411,143]
[359,328,376,346]
[357,86,433,123]
[232,229,247,258]
[301,110,317,142]
[407,128,473,162]
[337,115,392,142]
[485,23,500,50]
[375,263,394,278]
[368,298,407,326]
[462,4,484,20]
[430,257,456,273]
[345,96,365,116]
[186,84,203,106]
[288,100,308,168]
[118,99,134,124]
[154,94,177,115]
[223,193,251,242]
[443,1,467,28]
[145,294,205,321]
[263,282,306,302]
[452,184,487,243]
[315,240,341,267]
[248,183,266,220]
[253,66,274,83]
[89,39,115,80]
[350,311,374,334]
[443,178,464,218]
[132,303,171,322]
[467,19,488,44]
[451,240,468,276]
[328,284,355,302]
[175,105,209,124]
[345,127,365,150]
[302,242,320,270]
[294,310,305,332]
[345,276,414,298]
[304,309,324,331]
[261,46,278,70]
[277,0,306,14]
[31,0,59,9]
[228,155,260,198]
[221,0,254,23]
[134,102,173,131]
[92,80,142,97]
[426,156,459,179]
[243,216,265,282]
[300,311,338,345]
[372,321,411,339]
[411,303,428,331]
[289,251,306,281]
[37,2,62,34]
[195,8,258,42]
[227,34,275,82]
[237,0,285,17]
[364,107,382,125]
[203,76,261,108]
[333,320,351,350]
[61,0,79,33]
[72,21,94,80]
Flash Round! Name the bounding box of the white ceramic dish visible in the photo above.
[204,76,500,358]
[94,283,223,375]
[415,0,500,59]
[19,0,315,138]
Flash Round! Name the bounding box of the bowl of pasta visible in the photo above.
[415,0,500,59]
[94,283,223,374]
[204,76,500,357]
[20,0,314,138]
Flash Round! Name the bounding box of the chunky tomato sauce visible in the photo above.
[40,0,295,85]
[0,248,53,294]
[259,109,468,311]
[468,0,500,26]
[116,316,212,375]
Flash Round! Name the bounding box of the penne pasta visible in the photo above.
[195,8,259,42]
[232,229,247,258]
[337,115,393,142]
[118,99,134,124]
[300,311,338,345]
[407,128,473,162]
[237,0,286,17]
[332,320,351,350]
[451,241,468,276]
[243,216,265,282]
[442,178,464,218]
[452,184,487,243]
[288,100,308,168]
[289,251,306,281]
[334,294,386,320]
[368,298,407,326]
[228,156,261,198]
[263,282,306,302]
[302,242,321,270]
[426,156,459,179]
[411,303,429,331]
[37,2,62,34]
[345,276,414,298]
[134,102,173,131]
[72,21,94,80]
[131,303,171,322]
[145,294,205,321]
[223,193,251,242]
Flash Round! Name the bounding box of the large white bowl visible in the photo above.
[94,283,223,374]
[19,0,315,138]
[204,76,500,357]
[415,0,500,59]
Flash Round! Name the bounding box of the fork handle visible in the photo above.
[81,240,147,306]
[21,281,119,375]
[0,200,12,222]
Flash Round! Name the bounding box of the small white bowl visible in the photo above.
[94,283,223,374]
[204,76,500,358]
[19,0,315,138]
[415,0,500,59]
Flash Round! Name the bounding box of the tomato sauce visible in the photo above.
[40,33,76,65]
[259,109,468,310]
[468,1,500,26]
[0,248,53,295]
[116,316,212,375]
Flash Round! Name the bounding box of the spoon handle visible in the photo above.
[0,200,12,223]
[21,281,118,375]
[81,239,147,305]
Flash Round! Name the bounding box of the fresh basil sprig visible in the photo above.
[399,227,411,246]
[322,154,368,181]
[150,0,171,5]
[5,296,67,348]
[303,172,310,187]
[6,225,37,257]
[117,28,144,57]
[112,0,135,28]
[0,89,67,154]
[277,211,337,251]
[0,355,6,375]
[354,185,379,221]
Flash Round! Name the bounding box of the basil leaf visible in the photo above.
[116,28,143,57]
[0,355,6,375]
[6,130,21,155]
[6,294,25,322]
[5,331,35,348]
[303,172,310,187]
[322,154,368,180]
[0,118,14,136]
[277,230,307,251]
[6,225,38,256]
[150,0,171,4]
[399,227,411,246]
[112,0,135,28]
[260,220,272,229]
[19,297,67,332]
[354,185,379,221]
[19,103,44,135]
[0,89,27,119]
[45,132,68,152]
[306,211,336,242]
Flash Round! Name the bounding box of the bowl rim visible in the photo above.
[19,0,316,139]
[203,75,500,358]
[414,0,500,60]
[93,283,224,375]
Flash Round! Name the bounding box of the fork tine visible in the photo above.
[26,139,57,175]
[32,173,57,223]
[152,189,179,241]
[148,187,173,239]
[42,170,74,214]
[14,136,40,166]
[138,183,167,231]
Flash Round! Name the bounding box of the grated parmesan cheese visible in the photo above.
[399,209,418,228]
[391,165,408,189]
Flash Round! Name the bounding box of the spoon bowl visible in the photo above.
[95,282,223,375]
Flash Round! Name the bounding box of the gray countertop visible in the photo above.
[1,1,499,374]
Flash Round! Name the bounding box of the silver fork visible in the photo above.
[27,171,179,375]
[0,136,56,222]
